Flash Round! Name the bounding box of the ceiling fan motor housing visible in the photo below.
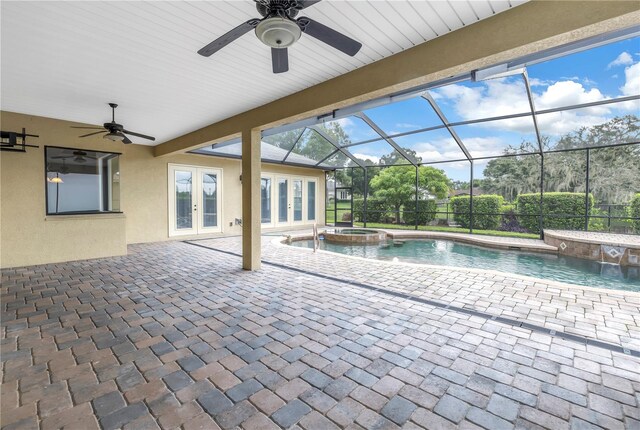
[255,17,301,48]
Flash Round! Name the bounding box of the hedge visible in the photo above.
[353,198,392,223]
[402,200,438,225]
[501,204,516,214]
[517,192,593,233]
[631,193,640,234]
[450,195,504,230]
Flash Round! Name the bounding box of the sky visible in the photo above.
[328,36,640,181]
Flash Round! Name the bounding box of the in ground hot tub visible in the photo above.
[322,228,387,244]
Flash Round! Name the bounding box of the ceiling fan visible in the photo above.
[47,159,70,179]
[198,0,362,73]
[50,150,97,163]
[71,103,155,144]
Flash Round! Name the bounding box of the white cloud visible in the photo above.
[409,136,511,162]
[352,153,380,164]
[621,62,640,96]
[607,52,634,69]
[616,62,640,113]
[395,122,420,129]
[333,117,354,129]
[434,78,531,120]
[534,80,607,110]
[528,78,551,87]
[536,110,609,137]
[422,59,639,141]
[460,137,515,159]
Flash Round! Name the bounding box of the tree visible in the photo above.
[335,167,368,197]
[481,115,640,205]
[482,142,542,201]
[379,148,421,166]
[264,122,357,165]
[451,180,469,190]
[370,165,450,222]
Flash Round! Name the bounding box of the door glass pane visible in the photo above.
[175,171,192,229]
[307,181,316,221]
[261,177,272,224]
[202,173,217,227]
[294,180,303,221]
[278,178,288,222]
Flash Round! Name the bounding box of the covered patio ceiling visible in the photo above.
[191,28,640,170]
[1,0,526,145]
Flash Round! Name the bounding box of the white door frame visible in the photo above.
[168,164,223,237]
[268,173,318,228]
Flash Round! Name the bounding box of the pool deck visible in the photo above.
[2,232,639,429]
[213,232,640,351]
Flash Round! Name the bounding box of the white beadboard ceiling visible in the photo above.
[1,0,527,145]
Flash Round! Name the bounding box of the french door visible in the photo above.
[168,165,223,236]
[265,174,316,228]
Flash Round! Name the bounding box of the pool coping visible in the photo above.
[380,229,557,254]
[276,234,640,296]
[545,229,640,248]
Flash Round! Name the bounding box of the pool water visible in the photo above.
[291,239,640,291]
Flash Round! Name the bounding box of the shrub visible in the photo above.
[403,200,438,225]
[517,192,593,233]
[631,193,640,234]
[501,204,516,214]
[352,198,392,223]
[450,195,504,230]
[588,207,606,232]
[499,209,530,233]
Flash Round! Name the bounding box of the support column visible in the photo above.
[242,128,261,270]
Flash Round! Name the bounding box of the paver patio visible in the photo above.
[2,236,639,429]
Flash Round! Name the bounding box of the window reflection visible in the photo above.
[45,147,120,215]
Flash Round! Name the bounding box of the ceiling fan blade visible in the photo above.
[71,126,105,130]
[271,47,289,74]
[198,19,261,57]
[79,131,106,138]
[122,134,132,144]
[122,130,155,141]
[298,17,361,56]
[297,0,321,9]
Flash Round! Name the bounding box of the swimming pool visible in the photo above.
[291,239,640,291]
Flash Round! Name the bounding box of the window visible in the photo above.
[261,177,272,224]
[45,146,120,215]
[307,181,316,221]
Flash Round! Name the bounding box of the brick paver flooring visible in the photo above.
[2,239,639,429]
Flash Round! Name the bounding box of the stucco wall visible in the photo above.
[0,111,325,268]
